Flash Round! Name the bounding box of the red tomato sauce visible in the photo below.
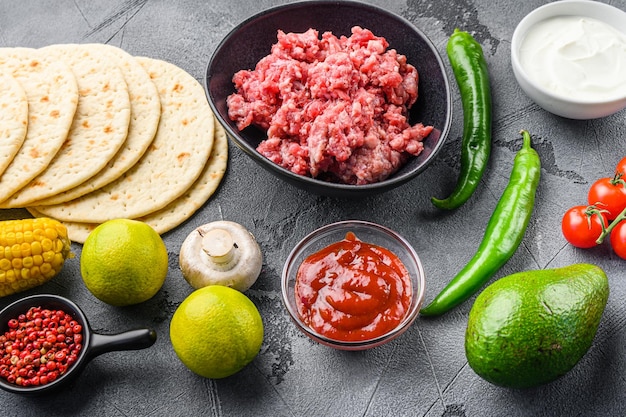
[295,232,412,342]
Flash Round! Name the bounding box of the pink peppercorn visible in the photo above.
[0,306,83,387]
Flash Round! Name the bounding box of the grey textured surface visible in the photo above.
[1,0,625,416]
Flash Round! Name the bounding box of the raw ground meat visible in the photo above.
[227,26,434,185]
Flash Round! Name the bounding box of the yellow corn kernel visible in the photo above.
[0,218,72,297]
[42,250,55,263]
[30,266,40,279]
[41,238,53,252]
[44,227,58,241]
[0,258,10,271]
[22,256,33,268]
[31,241,43,256]
[5,269,16,283]
[40,262,52,275]
[10,244,21,259]
[20,242,31,257]
[11,258,22,269]
[4,232,15,246]
[20,268,30,280]
[22,230,33,244]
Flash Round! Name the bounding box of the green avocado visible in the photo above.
[465,263,609,389]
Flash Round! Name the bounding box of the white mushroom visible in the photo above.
[179,221,263,292]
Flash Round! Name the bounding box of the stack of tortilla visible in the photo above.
[0,43,227,243]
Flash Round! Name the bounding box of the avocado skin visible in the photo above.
[465,263,609,389]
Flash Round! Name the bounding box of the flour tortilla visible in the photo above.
[0,47,78,203]
[29,119,228,243]
[0,73,28,177]
[34,44,161,205]
[0,44,131,208]
[32,56,215,222]
[135,119,227,232]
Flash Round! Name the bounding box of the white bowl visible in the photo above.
[511,0,626,119]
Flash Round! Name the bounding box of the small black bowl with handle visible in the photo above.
[0,294,157,396]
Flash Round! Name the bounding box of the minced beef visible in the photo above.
[227,26,433,185]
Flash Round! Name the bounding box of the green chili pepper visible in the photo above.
[432,29,492,210]
[421,130,540,316]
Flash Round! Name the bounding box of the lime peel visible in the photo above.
[80,219,168,306]
[169,285,264,379]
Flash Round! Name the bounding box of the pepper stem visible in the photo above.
[201,229,236,265]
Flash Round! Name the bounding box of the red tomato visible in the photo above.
[561,205,607,248]
[616,157,626,177]
[588,176,626,220]
[610,220,626,260]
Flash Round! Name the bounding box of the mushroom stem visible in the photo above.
[201,228,236,265]
[179,220,263,292]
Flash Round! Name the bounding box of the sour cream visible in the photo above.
[519,15,626,101]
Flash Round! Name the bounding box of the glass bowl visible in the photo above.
[281,220,425,350]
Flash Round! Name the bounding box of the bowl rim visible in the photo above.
[205,0,452,195]
[511,0,626,105]
[0,294,91,395]
[280,220,426,350]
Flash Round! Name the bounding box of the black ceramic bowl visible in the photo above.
[206,0,452,198]
[0,294,157,396]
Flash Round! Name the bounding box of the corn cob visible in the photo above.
[0,218,72,297]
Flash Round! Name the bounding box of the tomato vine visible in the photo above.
[562,158,626,259]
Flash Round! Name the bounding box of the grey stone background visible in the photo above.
[0,0,625,416]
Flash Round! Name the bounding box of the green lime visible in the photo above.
[80,219,168,306]
[170,285,264,379]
